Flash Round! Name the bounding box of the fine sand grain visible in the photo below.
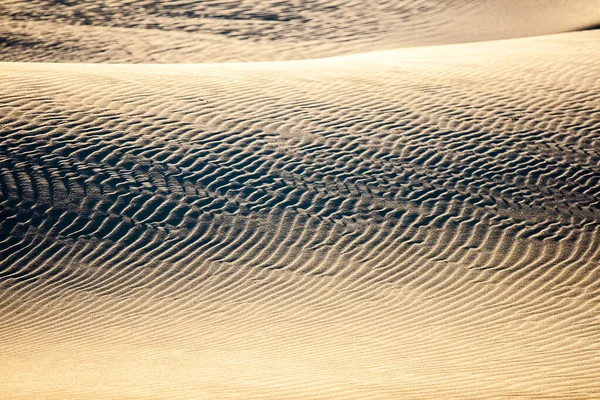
[1,2,600,400]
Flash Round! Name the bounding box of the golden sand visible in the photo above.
[1,2,599,399]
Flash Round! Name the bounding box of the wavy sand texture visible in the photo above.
[0,30,599,399]
[1,0,600,62]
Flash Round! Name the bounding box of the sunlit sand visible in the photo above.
[1,1,599,399]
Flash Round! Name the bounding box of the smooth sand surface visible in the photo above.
[1,2,600,400]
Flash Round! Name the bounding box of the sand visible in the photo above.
[1,1,600,399]
[2,0,600,62]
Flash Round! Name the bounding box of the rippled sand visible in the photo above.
[1,1,599,399]
[2,0,600,62]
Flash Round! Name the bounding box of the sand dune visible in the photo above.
[2,1,600,62]
[1,29,599,398]
[1,1,600,399]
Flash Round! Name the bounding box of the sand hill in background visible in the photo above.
[1,0,600,62]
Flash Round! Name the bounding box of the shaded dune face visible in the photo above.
[1,0,600,62]
[1,32,600,399]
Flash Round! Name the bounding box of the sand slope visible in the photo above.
[1,29,599,399]
[2,0,600,62]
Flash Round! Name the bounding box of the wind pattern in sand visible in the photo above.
[1,1,600,399]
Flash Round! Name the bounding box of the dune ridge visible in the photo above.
[1,26,599,399]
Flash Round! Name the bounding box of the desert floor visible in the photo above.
[1,1,599,399]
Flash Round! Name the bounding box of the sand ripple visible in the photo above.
[0,30,599,398]
[1,0,600,62]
